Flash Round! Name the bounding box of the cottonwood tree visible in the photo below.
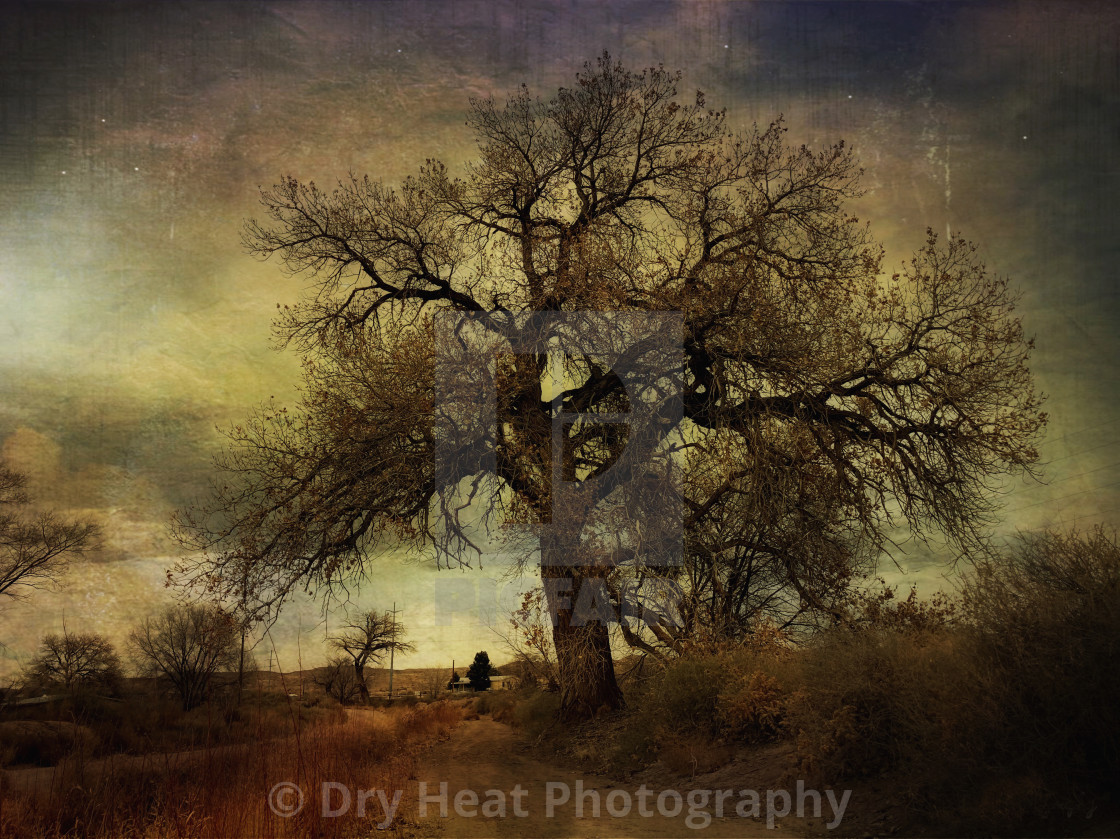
[0,459,99,605]
[173,55,1045,719]
[328,609,414,703]
[129,603,239,710]
[25,629,123,694]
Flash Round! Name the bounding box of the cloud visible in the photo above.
[0,1,1116,675]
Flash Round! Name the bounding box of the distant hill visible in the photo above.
[242,664,505,697]
[111,660,518,700]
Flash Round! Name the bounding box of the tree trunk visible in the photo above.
[354,662,371,703]
[542,562,624,719]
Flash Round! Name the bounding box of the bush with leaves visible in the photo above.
[784,528,1120,830]
[845,579,957,634]
[505,589,559,690]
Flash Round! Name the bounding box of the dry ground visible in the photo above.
[402,714,819,838]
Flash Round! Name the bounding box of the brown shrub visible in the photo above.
[511,691,560,739]
[786,628,968,783]
[0,721,98,767]
[954,528,1120,821]
[473,690,518,721]
[717,670,786,744]
[655,732,735,777]
[781,528,1120,831]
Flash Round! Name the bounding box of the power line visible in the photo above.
[1033,457,1120,488]
[1005,458,1120,506]
[1040,436,1120,467]
[388,601,399,700]
[1037,414,1120,449]
[1012,507,1120,534]
[1051,508,1116,528]
[1002,477,1120,517]
[992,418,1120,514]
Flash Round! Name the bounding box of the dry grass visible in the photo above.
[471,690,518,722]
[1,676,349,763]
[0,700,461,838]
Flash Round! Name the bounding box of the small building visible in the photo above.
[446,676,514,692]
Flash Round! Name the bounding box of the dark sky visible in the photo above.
[1,1,1118,672]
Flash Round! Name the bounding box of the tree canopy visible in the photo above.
[0,459,99,607]
[173,54,1045,717]
[25,629,123,694]
[128,603,240,711]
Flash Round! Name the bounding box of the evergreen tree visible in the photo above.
[467,651,492,691]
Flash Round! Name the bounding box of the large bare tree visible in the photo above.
[25,629,123,694]
[129,603,239,711]
[328,609,414,703]
[173,56,1045,718]
[0,460,99,606]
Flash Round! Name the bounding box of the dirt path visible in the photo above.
[2,712,829,837]
[405,716,806,838]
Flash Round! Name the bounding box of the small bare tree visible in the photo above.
[420,667,450,699]
[25,629,123,694]
[328,610,415,703]
[129,604,239,711]
[315,654,364,704]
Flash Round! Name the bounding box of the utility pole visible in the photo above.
[388,601,399,700]
[237,624,246,707]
